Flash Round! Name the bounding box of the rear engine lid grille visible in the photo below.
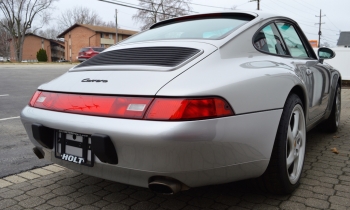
[75,47,201,68]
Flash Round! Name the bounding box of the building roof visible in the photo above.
[57,23,138,38]
[49,39,65,47]
[25,33,49,40]
[337,32,350,46]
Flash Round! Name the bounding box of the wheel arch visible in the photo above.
[324,73,341,119]
[289,85,308,116]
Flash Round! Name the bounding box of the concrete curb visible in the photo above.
[0,165,66,189]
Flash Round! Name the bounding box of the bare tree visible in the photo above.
[102,20,117,28]
[0,22,11,59]
[58,6,107,30]
[37,27,60,40]
[133,0,192,31]
[0,0,56,61]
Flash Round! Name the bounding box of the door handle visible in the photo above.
[306,68,313,75]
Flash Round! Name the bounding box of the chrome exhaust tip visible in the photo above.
[33,147,44,159]
[148,177,189,195]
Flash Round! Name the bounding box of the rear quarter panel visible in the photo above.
[157,21,303,115]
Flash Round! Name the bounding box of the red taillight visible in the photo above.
[30,92,234,120]
[31,92,153,119]
[29,91,42,106]
[144,98,234,120]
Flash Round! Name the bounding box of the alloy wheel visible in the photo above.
[286,104,306,184]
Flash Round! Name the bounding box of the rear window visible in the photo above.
[79,48,89,52]
[122,14,254,44]
[92,48,105,52]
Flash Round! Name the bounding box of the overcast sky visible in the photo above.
[50,0,350,46]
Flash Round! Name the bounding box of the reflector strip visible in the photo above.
[127,104,146,111]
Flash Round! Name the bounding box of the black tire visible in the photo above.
[322,84,341,133]
[258,93,306,194]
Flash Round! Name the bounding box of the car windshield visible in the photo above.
[79,48,89,52]
[93,48,105,52]
[122,15,253,44]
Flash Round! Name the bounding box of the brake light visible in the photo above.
[145,98,233,120]
[31,92,153,119]
[29,91,42,106]
[29,91,234,120]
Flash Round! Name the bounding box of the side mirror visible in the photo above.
[318,47,335,63]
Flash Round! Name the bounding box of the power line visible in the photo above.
[98,0,177,17]
[304,32,319,36]
[186,2,230,10]
[275,0,313,15]
[237,2,250,7]
[321,37,337,44]
[260,2,274,11]
[137,0,198,14]
[325,16,341,32]
[249,0,260,10]
[266,0,313,20]
[293,0,319,12]
[298,22,338,32]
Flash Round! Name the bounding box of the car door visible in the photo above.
[275,21,331,121]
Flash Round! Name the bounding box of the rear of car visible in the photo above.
[78,47,105,62]
[21,12,293,193]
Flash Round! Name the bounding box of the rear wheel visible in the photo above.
[322,84,341,132]
[258,94,306,194]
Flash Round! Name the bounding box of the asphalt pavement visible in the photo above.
[0,64,75,177]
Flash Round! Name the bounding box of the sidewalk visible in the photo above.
[1,89,350,210]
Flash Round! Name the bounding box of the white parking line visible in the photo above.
[0,94,9,97]
[0,116,20,121]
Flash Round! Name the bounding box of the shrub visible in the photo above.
[36,48,48,62]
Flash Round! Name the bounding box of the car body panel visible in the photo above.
[40,42,217,95]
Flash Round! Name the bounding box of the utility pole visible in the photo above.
[249,0,260,10]
[315,9,325,48]
[115,9,118,44]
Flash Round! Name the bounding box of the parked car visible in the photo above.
[57,59,69,63]
[0,57,4,62]
[21,11,341,195]
[77,47,105,62]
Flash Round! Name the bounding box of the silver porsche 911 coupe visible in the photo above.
[21,11,341,195]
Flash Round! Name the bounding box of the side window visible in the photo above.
[253,24,288,55]
[276,23,308,58]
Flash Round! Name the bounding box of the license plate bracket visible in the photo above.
[54,130,94,167]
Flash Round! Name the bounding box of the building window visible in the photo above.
[101,33,104,38]
[101,44,105,48]
[109,34,113,39]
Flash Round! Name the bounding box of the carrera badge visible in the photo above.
[82,78,108,83]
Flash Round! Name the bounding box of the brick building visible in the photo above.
[9,33,65,62]
[10,33,51,62]
[49,39,65,62]
[57,24,138,62]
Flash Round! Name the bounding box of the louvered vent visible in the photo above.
[76,47,200,68]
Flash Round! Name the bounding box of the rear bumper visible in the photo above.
[21,106,282,188]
